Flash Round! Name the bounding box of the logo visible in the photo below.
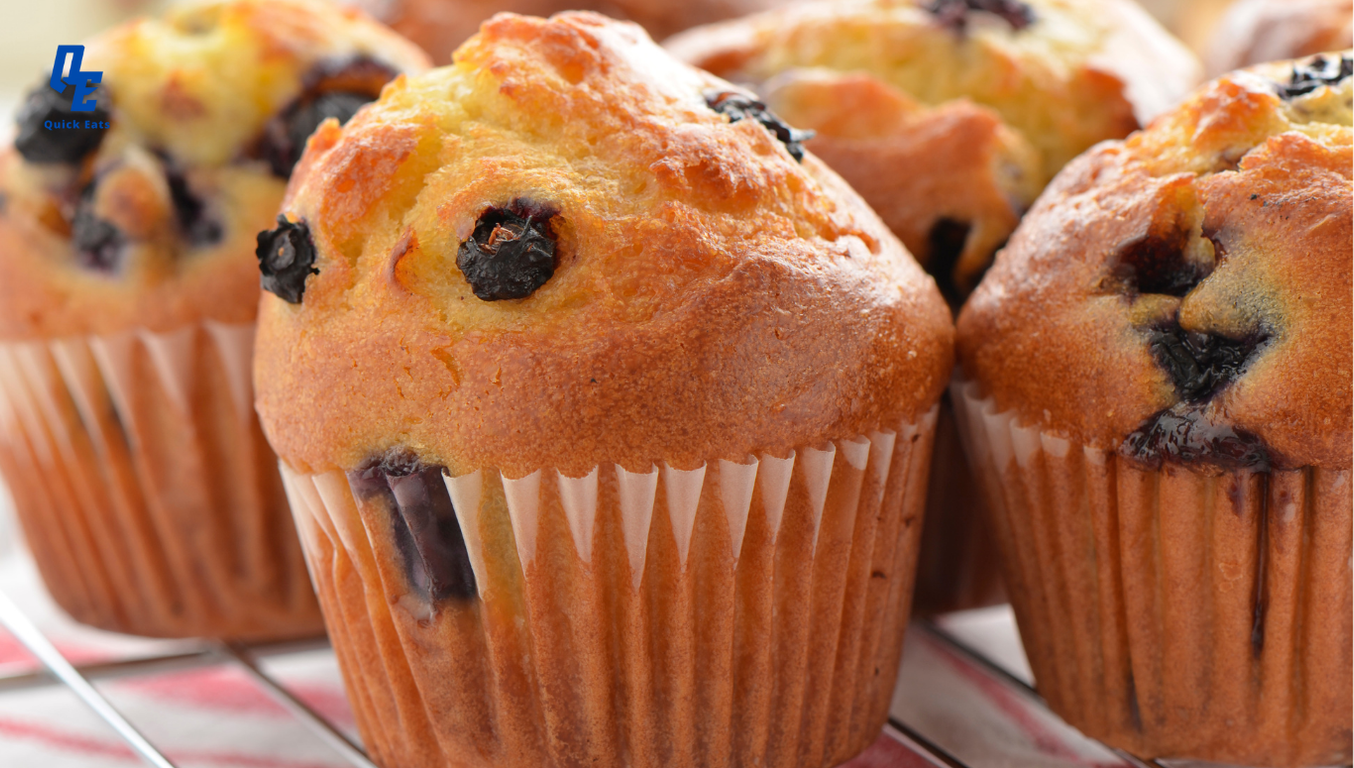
[50,45,102,112]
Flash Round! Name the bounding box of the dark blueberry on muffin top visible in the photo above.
[457,200,558,301]
[164,165,223,248]
[1107,226,1212,298]
[256,215,318,303]
[925,0,1035,34]
[1146,327,1267,404]
[70,188,124,273]
[1277,53,1353,100]
[704,90,813,162]
[14,83,110,165]
[255,57,399,177]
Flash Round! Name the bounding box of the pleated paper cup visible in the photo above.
[280,407,937,768]
[0,322,324,639]
[912,389,1005,614]
[953,380,1352,767]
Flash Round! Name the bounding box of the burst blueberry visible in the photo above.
[1120,403,1271,471]
[348,449,477,603]
[1147,326,1266,403]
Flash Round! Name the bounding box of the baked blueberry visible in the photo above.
[456,201,557,301]
[1277,53,1353,100]
[70,187,123,273]
[1120,404,1270,470]
[925,0,1035,33]
[256,57,398,177]
[255,215,318,304]
[348,450,477,602]
[704,90,813,162]
[164,165,223,248]
[1146,326,1265,404]
[926,218,972,306]
[1107,226,1213,297]
[13,83,110,165]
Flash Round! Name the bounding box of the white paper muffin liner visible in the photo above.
[280,405,938,768]
[952,379,1351,767]
[0,323,323,639]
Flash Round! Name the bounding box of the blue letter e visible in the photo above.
[50,45,102,112]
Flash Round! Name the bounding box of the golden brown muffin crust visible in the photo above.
[665,0,1200,304]
[759,70,1041,301]
[666,0,1200,184]
[254,12,954,478]
[957,55,1353,468]
[0,0,428,340]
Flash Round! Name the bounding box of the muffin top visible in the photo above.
[958,53,1353,470]
[253,11,953,478]
[666,0,1201,190]
[664,0,1199,303]
[0,0,428,339]
[1206,0,1353,77]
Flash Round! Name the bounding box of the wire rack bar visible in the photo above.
[885,719,970,768]
[0,588,178,768]
[917,619,1041,697]
[0,649,213,693]
[918,621,1172,768]
[0,635,332,692]
[218,641,378,768]
[0,598,1176,768]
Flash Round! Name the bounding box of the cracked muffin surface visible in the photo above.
[957,52,1353,470]
[253,11,954,479]
[666,0,1201,303]
[0,0,427,339]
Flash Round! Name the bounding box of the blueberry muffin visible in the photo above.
[954,53,1352,766]
[667,0,1201,304]
[1206,0,1353,76]
[0,0,427,638]
[352,0,788,67]
[667,0,1201,615]
[253,12,952,767]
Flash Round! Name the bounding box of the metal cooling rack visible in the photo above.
[0,577,1191,768]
